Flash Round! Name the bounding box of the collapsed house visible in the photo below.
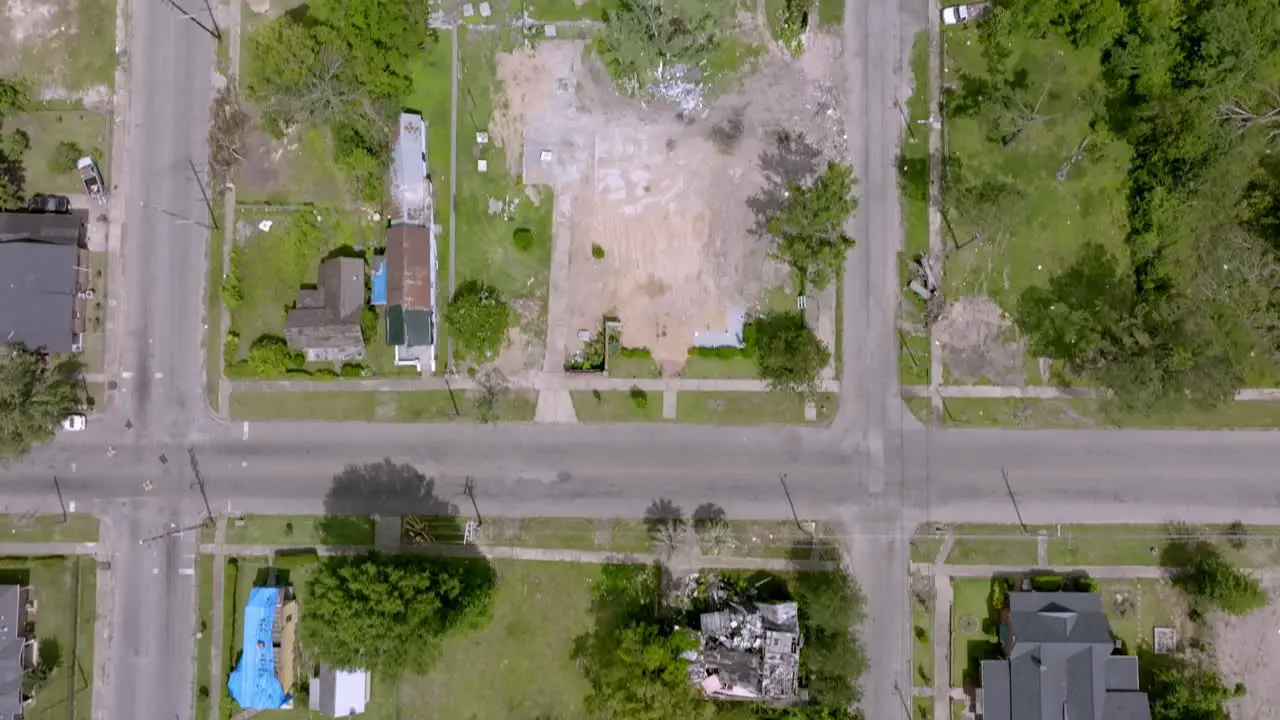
[686,601,802,703]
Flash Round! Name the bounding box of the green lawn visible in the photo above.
[900,331,930,386]
[677,391,837,425]
[229,390,537,422]
[1045,523,1280,567]
[529,0,610,20]
[0,515,98,543]
[453,28,554,357]
[606,352,662,378]
[11,0,116,94]
[911,577,934,687]
[570,390,666,422]
[394,389,537,422]
[911,526,946,563]
[195,556,214,720]
[226,208,376,353]
[817,0,844,27]
[364,307,427,377]
[397,560,598,719]
[679,354,759,379]
[937,397,1280,429]
[206,223,226,412]
[941,25,1130,314]
[462,518,651,554]
[900,31,930,260]
[946,524,1039,566]
[0,556,96,720]
[949,578,998,689]
[401,35,454,373]
[230,391,379,421]
[223,515,375,546]
[13,111,111,195]
[1092,578,1185,652]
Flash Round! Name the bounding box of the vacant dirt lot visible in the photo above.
[1212,573,1280,720]
[2,0,115,105]
[493,35,847,371]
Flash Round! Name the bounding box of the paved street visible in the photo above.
[100,0,214,714]
[7,0,1278,717]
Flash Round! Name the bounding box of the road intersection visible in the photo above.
[6,0,1279,718]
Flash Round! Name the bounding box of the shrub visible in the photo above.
[688,345,746,359]
[359,306,378,343]
[339,363,368,378]
[446,280,511,362]
[311,368,339,379]
[223,330,241,366]
[1031,575,1063,592]
[274,550,319,569]
[618,346,653,360]
[989,579,1007,610]
[49,140,84,173]
[1075,576,1098,593]
[512,227,534,252]
[629,385,648,409]
[591,243,605,259]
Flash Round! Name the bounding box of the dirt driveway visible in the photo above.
[491,36,848,372]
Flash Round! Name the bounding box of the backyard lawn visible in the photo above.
[1,556,97,720]
[677,392,837,425]
[12,111,111,195]
[949,577,998,689]
[941,25,1131,313]
[1092,578,1185,652]
[226,208,378,357]
[393,560,597,718]
[452,28,554,350]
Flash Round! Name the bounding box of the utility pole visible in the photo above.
[161,0,221,40]
[189,159,220,230]
[187,448,216,528]
[1001,466,1028,533]
[52,476,67,523]
[463,477,482,526]
[778,473,809,536]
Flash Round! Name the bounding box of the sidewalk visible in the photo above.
[903,384,1280,401]
[206,518,227,720]
[0,542,96,556]
[201,542,837,571]
[229,374,841,394]
[913,562,1168,578]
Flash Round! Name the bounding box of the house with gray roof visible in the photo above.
[284,257,367,363]
[0,212,90,354]
[979,591,1151,720]
[0,584,35,720]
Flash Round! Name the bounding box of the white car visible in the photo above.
[61,414,87,432]
[942,2,990,25]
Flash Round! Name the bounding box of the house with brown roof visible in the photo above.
[372,112,438,372]
[284,257,367,363]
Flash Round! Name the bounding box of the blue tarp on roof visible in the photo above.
[371,256,388,306]
[227,587,289,710]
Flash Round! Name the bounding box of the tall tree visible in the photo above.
[1147,651,1243,720]
[580,623,713,720]
[752,310,831,394]
[766,161,858,290]
[0,76,30,210]
[445,280,510,364]
[595,0,733,89]
[0,346,88,459]
[299,553,494,674]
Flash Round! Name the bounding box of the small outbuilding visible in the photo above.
[310,664,371,717]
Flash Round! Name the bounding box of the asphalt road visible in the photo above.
[20,0,1280,717]
[103,0,213,716]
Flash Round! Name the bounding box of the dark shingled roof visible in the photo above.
[980,592,1151,720]
[0,240,82,353]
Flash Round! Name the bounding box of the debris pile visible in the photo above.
[685,599,802,703]
[649,61,708,117]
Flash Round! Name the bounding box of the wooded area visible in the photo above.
[947,0,1280,412]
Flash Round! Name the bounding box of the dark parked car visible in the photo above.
[26,193,71,214]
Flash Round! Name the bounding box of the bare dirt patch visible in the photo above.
[932,296,1027,385]
[1211,574,1280,720]
[496,38,847,369]
[2,0,115,101]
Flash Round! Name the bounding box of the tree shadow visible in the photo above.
[746,129,824,239]
[322,244,366,262]
[643,498,686,554]
[322,459,459,522]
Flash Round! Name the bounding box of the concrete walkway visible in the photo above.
[932,570,952,720]
[230,375,841,394]
[919,562,1168,578]
[903,384,1280,401]
[0,542,97,556]
[207,518,227,720]
[201,542,837,571]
